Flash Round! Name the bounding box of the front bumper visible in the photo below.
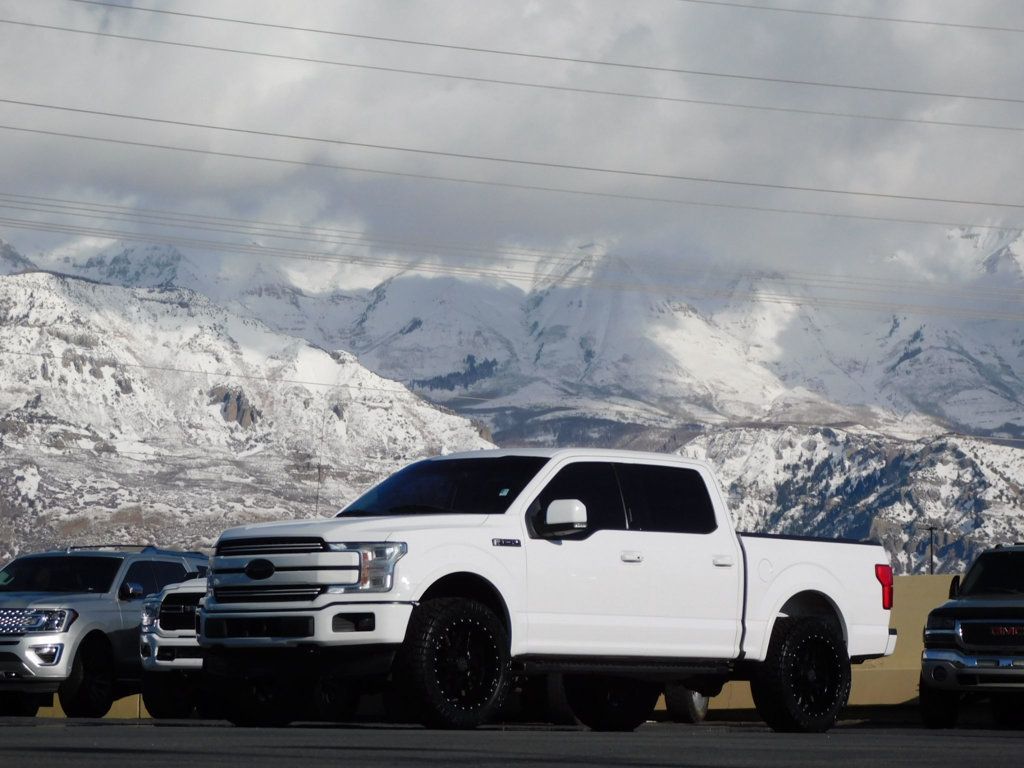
[199,600,414,649]
[0,634,74,692]
[922,649,1024,691]
[141,633,203,672]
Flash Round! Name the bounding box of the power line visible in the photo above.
[2,214,1022,322]
[4,16,1024,107]
[5,122,1024,231]
[3,192,1023,303]
[669,0,1024,35]
[3,99,1024,210]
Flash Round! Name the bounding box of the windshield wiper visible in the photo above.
[387,504,451,515]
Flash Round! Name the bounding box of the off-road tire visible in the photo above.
[751,617,851,733]
[59,638,115,718]
[564,675,661,732]
[918,675,959,729]
[311,678,361,722]
[0,692,41,717]
[395,597,510,729]
[664,682,710,724]
[222,678,295,727]
[142,672,194,719]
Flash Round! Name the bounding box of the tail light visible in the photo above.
[875,564,894,610]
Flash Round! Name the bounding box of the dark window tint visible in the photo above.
[152,561,188,591]
[617,464,717,534]
[340,456,548,517]
[530,462,626,537]
[960,552,1024,597]
[123,561,159,597]
[0,556,123,593]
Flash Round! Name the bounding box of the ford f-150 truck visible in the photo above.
[199,449,897,732]
[920,544,1024,729]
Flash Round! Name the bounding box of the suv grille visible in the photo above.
[0,609,31,636]
[961,622,1024,650]
[159,592,202,632]
[213,585,323,603]
[215,537,327,557]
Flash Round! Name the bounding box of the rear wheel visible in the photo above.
[0,692,41,717]
[396,597,510,729]
[564,675,660,732]
[918,675,959,729]
[664,682,710,724]
[751,617,851,733]
[59,639,115,718]
[142,672,194,719]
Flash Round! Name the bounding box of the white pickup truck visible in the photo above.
[199,449,896,732]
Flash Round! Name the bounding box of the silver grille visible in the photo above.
[0,609,32,635]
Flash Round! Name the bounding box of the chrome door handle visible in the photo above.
[712,555,735,567]
[620,551,644,563]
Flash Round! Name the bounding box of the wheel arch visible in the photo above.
[767,590,847,647]
[418,571,512,637]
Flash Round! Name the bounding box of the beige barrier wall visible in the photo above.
[709,574,954,710]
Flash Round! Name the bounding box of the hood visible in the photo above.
[0,592,110,610]
[217,514,491,545]
[160,577,207,597]
[930,596,1024,621]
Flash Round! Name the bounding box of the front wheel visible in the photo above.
[564,675,661,732]
[396,597,510,729]
[221,678,295,727]
[59,639,115,718]
[918,675,959,729]
[0,692,41,717]
[142,672,195,719]
[751,617,851,733]
[991,693,1024,730]
[664,682,710,724]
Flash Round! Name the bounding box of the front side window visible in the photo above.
[122,561,160,597]
[617,463,718,534]
[152,561,188,591]
[528,462,627,538]
[959,552,1024,597]
[0,556,124,593]
[339,456,548,518]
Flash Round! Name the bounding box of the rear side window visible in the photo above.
[616,464,717,534]
[529,462,627,537]
[123,561,160,596]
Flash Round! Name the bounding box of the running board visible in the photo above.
[513,655,733,681]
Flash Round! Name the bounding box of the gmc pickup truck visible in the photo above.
[920,544,1024,729]
[200,449,897,732]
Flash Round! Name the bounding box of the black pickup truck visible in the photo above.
[920,544,1024,728]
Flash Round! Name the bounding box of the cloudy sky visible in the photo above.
[1,0,1023,293]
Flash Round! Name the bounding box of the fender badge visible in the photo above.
[491,538,522,548]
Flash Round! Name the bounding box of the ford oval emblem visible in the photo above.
[244,558,275,580]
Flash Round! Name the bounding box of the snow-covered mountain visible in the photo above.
[0,269,490,560]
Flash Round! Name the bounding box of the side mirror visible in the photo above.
[948,575,960,599]
[543,499,588,536]
[119,581,146,601]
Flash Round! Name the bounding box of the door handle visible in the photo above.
[620,551,644,564]
[712,555,735,567]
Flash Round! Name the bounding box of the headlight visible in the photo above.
[140,598,162,634]
[325,542,407,593]
[926,614,956,631]
[22,609,77,633]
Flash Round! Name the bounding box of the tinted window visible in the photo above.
[152,561,188,591]
[529,462,627,538]
[960,552,1024,596]
[340,456,548,517]
[0,556,123,593]
[123,561,159,597]
[617,464,717,534]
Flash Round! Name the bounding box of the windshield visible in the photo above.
[0,555,124,594]
[339,456,548,518]
[959,552,1024,597]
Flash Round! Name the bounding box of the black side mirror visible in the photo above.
[119,581,145,601]
[948,575,960,599]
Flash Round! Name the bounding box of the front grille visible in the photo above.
[204,616,313,639]
[961,622,1024,651]
[0,609,31,636]
[213,585,323,603]
[215,537,327,556]
[159,593,202,631]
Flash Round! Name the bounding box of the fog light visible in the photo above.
[28,644,63,666]
[932,666,948,682]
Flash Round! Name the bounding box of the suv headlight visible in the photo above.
[140,598,162,634]
[22,609,78,633]
[325,542,407,593]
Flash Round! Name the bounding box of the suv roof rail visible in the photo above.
[64,544,209,558]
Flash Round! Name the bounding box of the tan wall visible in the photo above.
[708,574,954,710]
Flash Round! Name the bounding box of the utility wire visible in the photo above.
[4,98,1024,211]
[3,193,1022,303]
[668,0,1024,35]
[4,123,1024,230]
[4,16,1024,106]
[2,215,1022,321]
